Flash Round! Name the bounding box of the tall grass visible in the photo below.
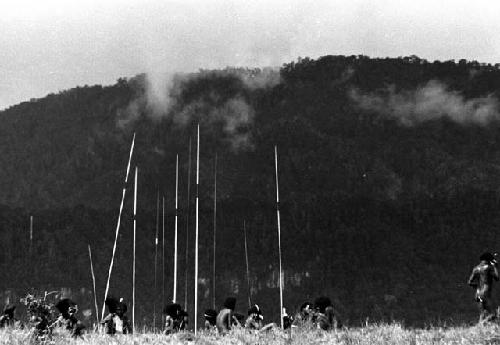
[0,323,499,344]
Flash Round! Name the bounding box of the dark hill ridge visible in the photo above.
[1,55,500,327]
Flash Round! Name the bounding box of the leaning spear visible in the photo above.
[244,220,251,308]
[87,245,99,326]
[101,133,136,320]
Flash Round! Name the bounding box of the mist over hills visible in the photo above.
[2,55,500,327]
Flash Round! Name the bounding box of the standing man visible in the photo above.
[468,252,499,322]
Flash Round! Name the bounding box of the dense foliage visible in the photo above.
[1,55,500,327]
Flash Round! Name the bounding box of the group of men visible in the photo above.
[14,293,85,340]
[200,296,342,334]
[0,252,495,340]
[0,293,134,340]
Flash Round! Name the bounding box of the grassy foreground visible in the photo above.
[1,323,499,344]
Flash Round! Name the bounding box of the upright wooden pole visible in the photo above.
[184,138,192,311]
[173,154,179,302]
[212,153,217,310]
[162,196,166,311]
[88,245,99,326]
[29,216,33,253]
[132,166,138,333]
[194,125,200,335]
[154,190,159,331]
[29,215,33,284]
[274,146,284,329]
[102,133,135,320]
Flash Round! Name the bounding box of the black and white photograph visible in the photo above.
[1,0,500,343]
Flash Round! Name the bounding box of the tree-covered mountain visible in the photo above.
[2,55,500,327]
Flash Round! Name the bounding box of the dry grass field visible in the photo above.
[0,323,499,345]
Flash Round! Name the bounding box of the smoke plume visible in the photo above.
[350,80,500,126]
[171,84,256,151]
[118,68,279,150]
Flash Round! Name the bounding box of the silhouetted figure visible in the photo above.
[178,309,188,331]
[243,304,277,332]
[282,308,293,330]
[216,297,236,334]
[244,304,263,330]
[53,298,84,338]
[163,303,183,334]
[204,309,217,331]
[314,296,342,330]
[0,305,19,328]
[101,297,132,334]
[294,302,314,327]
[468,252,499,322]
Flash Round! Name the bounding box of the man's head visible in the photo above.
[3,305,15,319]
[204,308,217,321]
[164,303,182,318]
[247,304,263,320]
[117,300,127,317]
[314,296,332,314]
[480,252,495,263]
[55,298,77,319]
[223,297,237,310]
[300,302,312,314]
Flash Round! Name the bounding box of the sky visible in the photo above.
[0,0,499,110]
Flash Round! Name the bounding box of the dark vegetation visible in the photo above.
[1,55,500,327]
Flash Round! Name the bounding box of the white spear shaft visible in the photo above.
[101,133,136,320]
[244,220,251,308]
[274,145,284,329]
[194,124,200,335]
[184,138,192,311]
[88,245,99,325]
[173,154,179,302]
[162,196,165,309]
[154,190,159,331]
[29,216,33,251]
[132,166,138,333]
[212,153,217,309]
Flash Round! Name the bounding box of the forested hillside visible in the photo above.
[2,55,500,327]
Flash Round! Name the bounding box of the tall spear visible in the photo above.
[212,153,217,309]
[87,245,99,326]
[243,220,251,308]
[184,138,192,310]
[274,146,284,329]
[29,215,33,285]
[194,124,200,335]
[132,166,138,333]
[102,132,135,320]
[173,154,179,302]
[154,190,160,331]
[162,196,166,312]
[29,216,33,256]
